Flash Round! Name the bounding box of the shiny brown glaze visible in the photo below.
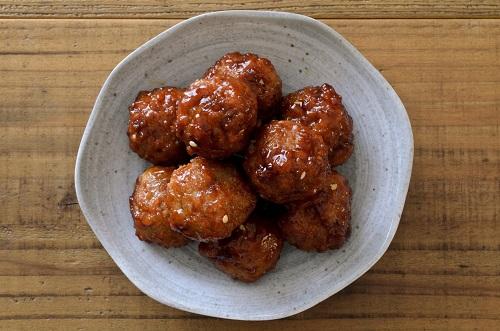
[205,52,282,121]
[279,170,351,252]
[199,214,283,282]
[129,166,189,248]
[128,87,188,165]
[176,76,258,159]
[281,84,354,166]
[165,157,257,241]
[243,120,331,204]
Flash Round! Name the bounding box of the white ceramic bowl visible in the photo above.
[75,11,413,320]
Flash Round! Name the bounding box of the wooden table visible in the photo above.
[1,2,499,330]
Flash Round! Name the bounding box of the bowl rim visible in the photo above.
[75,10,414,320]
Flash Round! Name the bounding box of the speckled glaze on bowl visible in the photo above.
[75,11,413,320]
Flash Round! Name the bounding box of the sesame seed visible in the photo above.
[300,171,306,180]
[330,183,338,191]
[239,225,246,231]
[259,79,264,85]
[222,215,229,223]
[195,114,200,118]
[176,208,183,214]
[189,141,198,147]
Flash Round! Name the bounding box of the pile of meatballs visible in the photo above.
[128,52,354,282]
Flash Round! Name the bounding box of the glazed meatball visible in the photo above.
[128,87,188,165]
[205,52,282,121]
[282,84,354,166]
[129,166,189,248]
[199,214,283,282]
[279,170,351,252]
[176,76,258,159]
[165,157,257,241]
[243,120,331,203]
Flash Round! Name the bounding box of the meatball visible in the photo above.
[165,157,257,241]
[129,166,189,248]
[282,84,354,166]
[199,214,283,282]
[205,52,282,121]
[279,170,351,252]
[176,76,258,159]
[128,87,188,165]
[243,120,331,203]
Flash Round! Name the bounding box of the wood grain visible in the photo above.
[3,319,500,331]
[0,17,499,330]
[0,0,499,19]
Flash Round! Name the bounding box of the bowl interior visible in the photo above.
[75,11,413,320]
